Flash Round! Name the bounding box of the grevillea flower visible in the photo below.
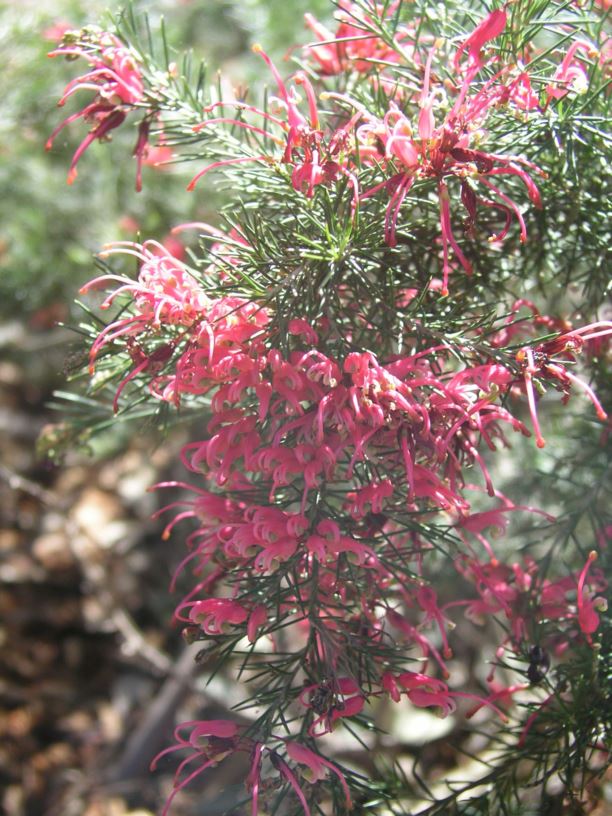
[151,720,240,816]
[155,729,354,816]
[355,12,545,292]
[47,29,147,188]
[386,609,450,676]
[286,742,352,808]
[344,479,394,518]
[304,1,417,75]
[505,69,540,111]
[454,8,507,76]
[546,40,599,102]
[416,586,454,659]
[455,490,555,564]
[300,677,366,736]
[515,322,612,448]
[80,239,271,410]
[383,671,457,717]
[457,547,607,663]
[187,598,249,634]
[577,552,608,644]
[189,46,361,205]
[247,604,268,643]
[466,681,529,718]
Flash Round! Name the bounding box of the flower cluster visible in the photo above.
[151,720,352,816]
[49,3,610,814]
[304,0,419,76]
[79,234,609,811]
[47,28,150,189]
[188,14,551,293]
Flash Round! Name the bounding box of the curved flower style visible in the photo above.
[304,0,418,75]
[286,742,352,808]
[151,720,240,816]
[153,725,353,816]
[546,40,599,103]
[189,46,361,205]
[47,29,148,188]
[515,322,612,448]
[356,12,545,292]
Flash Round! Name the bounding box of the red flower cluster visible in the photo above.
[187,11,552,295]
[47,29,149,189]
[304,0,419,75]
[78,228,609,811]
[151,720,352,816]
[50,6,609,813]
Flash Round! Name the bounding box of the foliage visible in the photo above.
[44,1,611,814]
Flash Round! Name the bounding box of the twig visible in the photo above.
[106,643,201,783]
[0,462,60,506]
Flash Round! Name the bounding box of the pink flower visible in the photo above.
[466,681,529,718]
[416,586,454,659]
[270,754,313,816]
[84,240,208,330]
[385,609,450,677]
[454,9,508,75]
[577,552,607,644]
[306,519,375,566]
[247,604,268,644]
[344,479,394,519]
[288,318,319,345]
[546,40,598,102]
[385,671,457,718]
[304,2,416,76]
[301,677,365,736]
[246,743,264,816]
[47,31,146,187]
[188,598,248,634]
[151,720,240,816]
[358,22,545,292]
[189,47,361,205]
[515,323,611,448]
[303,13,344,75]
[506,70,540,111]
[455,494,555,563]
[286,742,352,808]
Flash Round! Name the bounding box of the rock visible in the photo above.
[71,488,125,549]
[32,532,76,571]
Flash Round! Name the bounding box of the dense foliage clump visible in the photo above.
[47,1,610,813]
